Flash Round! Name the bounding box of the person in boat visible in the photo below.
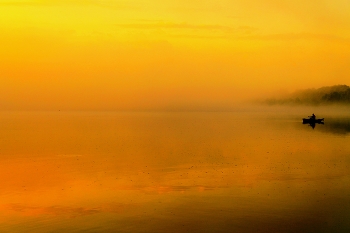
[311,113,316,120]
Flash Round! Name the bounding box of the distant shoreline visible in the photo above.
[261,85,350,106]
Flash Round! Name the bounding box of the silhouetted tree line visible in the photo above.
[265,85,350,105]
[321,88,350,103]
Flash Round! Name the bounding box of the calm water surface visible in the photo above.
[0,111,349,233]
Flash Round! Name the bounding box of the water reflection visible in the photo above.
[318,118,350,135]
[0,112,349,233]
[301,117,350,134]
[303,121,324,129]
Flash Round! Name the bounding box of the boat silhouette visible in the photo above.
[302,118,324,124]
[302,116,324,129]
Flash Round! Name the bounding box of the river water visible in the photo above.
[0,110,349,233]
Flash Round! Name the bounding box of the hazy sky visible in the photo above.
[1,0,350,111]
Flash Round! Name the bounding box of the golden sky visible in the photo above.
[1,0,350,111]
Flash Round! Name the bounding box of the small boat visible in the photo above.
[302,118,324,124]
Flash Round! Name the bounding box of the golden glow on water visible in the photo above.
[2,1,350,231]
[0,111,350,232]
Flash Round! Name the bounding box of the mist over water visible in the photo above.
[2,1,350,231]
[0,107,349,233]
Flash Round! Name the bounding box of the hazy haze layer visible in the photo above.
[1,0,350,111]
